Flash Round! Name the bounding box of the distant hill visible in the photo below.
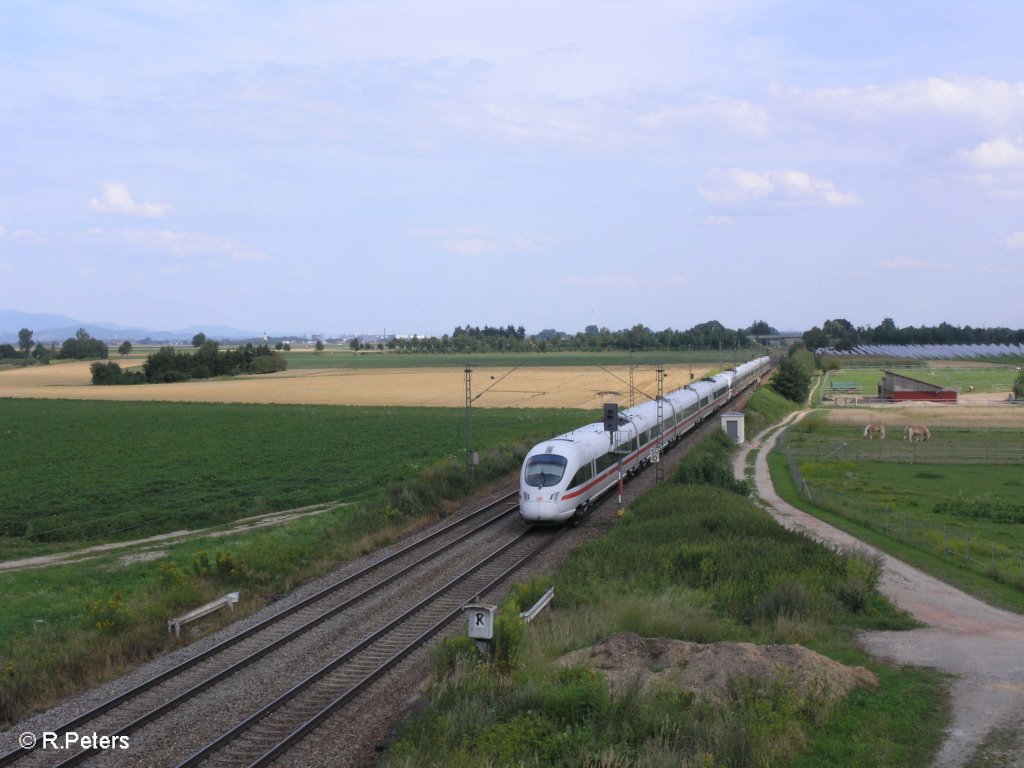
[0,310,261,344]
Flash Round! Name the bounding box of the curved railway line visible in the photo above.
[1,492,567,768]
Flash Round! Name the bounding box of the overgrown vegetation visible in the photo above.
[742,386,801,439]
[384,434,944,767]
[90,341,286,384]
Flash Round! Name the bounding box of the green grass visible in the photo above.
[744,386,801,439]
[383,441,945,767]
[779,419,1024,599]
[0,399,588,555]
[0,505,414,726]
[768,452,1024,615]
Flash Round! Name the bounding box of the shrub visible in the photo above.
[673,430,749,495]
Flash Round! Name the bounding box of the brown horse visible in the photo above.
[863,423,885,440]
[904,425,931,442]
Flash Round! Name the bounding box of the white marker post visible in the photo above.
[464,600,497,655]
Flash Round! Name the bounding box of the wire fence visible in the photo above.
[778,427,1024,591]
[785,437,1024,465]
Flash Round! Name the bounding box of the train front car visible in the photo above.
[519,423,626,524]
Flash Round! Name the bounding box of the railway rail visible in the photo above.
[1,492,522,768]
[176,525,564,767]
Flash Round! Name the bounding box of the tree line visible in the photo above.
[803,318,1024,351]
[0,327,113,364]
[388,320,757,354]
[91,341,286,385]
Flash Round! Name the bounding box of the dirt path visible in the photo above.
[736,413,1024,767]
[0,503,341,573]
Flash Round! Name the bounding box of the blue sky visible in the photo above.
[2,1,1023,336]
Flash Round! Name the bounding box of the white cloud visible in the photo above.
[963,139,1024,169]
[875,256,947,270]
[563,273,688,290]
[637,98,771,138]
[702,215,734,227]
[439,237,498,257]
[699,168,860,210]
[784,76,1024,130]
[999,232,1024,250]
[89,182,170,218]
[94,228,270,262]
[416,227,553,257]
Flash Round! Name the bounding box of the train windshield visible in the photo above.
[524,454,568,488]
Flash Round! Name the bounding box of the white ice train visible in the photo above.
[519,356,771,523]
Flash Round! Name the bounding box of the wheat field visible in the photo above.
[0,360,717,410]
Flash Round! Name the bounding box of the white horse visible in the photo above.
[864,423,885,440]
[904,425,931,442]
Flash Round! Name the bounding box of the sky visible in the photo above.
[2,1,1023,337]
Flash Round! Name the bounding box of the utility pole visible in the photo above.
[465,365,475,490]
[655,365,665,483]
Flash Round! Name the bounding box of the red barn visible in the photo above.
[879,370,958,403]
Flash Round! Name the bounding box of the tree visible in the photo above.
[315,340,325,353]
[747,320,776,336]
[192,332,207,348]
[1014,369,1024,400]
[118,340,133,356]
[59,329,109,360]
[18,328,33,355]
[770,346,815,404]
[349,338,362,352]
[802,326,830,351]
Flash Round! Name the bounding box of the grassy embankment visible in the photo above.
[382,390,948,767]
[773,413,1024,614]
[0,399,589,727]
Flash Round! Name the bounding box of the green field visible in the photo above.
[0,399,589,557]
[782,418,1024,596]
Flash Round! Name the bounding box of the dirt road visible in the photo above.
[736,413,1024,768]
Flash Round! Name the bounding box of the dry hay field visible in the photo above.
[0,359,718,409]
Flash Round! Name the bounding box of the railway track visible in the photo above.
[176,525,564,768]
[1,491,530,768]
